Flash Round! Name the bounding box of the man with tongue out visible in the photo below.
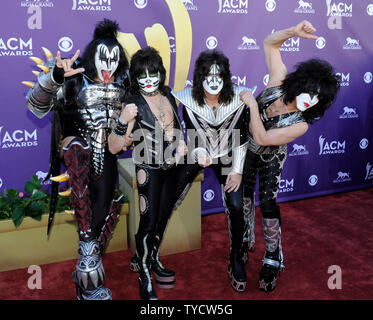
[25,19,130,300]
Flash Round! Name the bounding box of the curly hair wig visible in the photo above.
[80,19,129,81]
[282,58,340,124]
[192,50,234,106]
[129,46,168,96]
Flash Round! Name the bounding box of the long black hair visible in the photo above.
[192,50,234,107]
[129,46,168,95]
[282,58,340,124]
[80,19,129,80]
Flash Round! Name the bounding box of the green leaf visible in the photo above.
[31,175,41,187]
[30,190,47,201]
[24,181,39,193]
[12,205,25,227]
[7,189,19,199]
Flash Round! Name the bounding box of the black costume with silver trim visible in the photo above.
[243,85,305,292]
[128,86,184,299]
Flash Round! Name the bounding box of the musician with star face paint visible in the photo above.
[239,20,340,293]
[113,47,185,300]
[172,50,257,293]
[24,19,130,300]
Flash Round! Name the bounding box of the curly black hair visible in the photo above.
[192,50,234,106]
[282,58,340,124]
[80,19,129,81]
[129,46,168,96]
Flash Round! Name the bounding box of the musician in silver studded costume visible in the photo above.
[239,21,340,293]
[172,50,255,293]
[24,19,130,300]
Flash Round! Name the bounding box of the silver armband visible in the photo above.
[26,66,63,119]
[231,141,248,174]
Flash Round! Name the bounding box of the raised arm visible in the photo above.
[264,20,318,88]
[240,90,308,146]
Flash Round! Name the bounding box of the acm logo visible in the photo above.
[72,0,112,11]
[326,0,352,17]
[0,126,38,149]
[0,37,33,56]
[318,135,346,155]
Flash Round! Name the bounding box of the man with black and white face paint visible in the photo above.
[95,43,120,84]
[137,70,160,95]
[172,50,257,294]
[239,20,340,294]
[24,19,131,300]
[202,64,224,95]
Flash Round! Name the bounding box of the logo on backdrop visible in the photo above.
[368,4,373,16]
[237,36,260,50]
[0,177,3,189]
[336,72,350,87]
[263,74,269,86]
[182,0,197,11]
[185,79,193,88]
[333,171,351,183]
[20,0,54,7]
[272,30,300,52]
[0,37,33,57]
[203,189,215,202]
[326,0,352,17]
[339,106,358,119]
[364,72,373,84]
[289,143,309,157]
[315,37,326,49]
[0,126,38,149]
[279,178,294,193]
[308,174,319,186]
[169,36,176,54]
[365,163,373,180]
[58,37,73,53]
[360,138,369,150]
[72,0,112,11]
[134,0,147,9]
[206,36,218,50]
[218,0,248,14]
[231,75,247,87]
[319,135,346,155]
[35,170,51,185]
[294,0,315,14]
[265,0,276,12]
[343,37,361,50]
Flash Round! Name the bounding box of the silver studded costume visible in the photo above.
[172,86,250,290]
[25,54,129,300]
[243,85,305,292]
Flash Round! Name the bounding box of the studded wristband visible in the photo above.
[112,118,128,137]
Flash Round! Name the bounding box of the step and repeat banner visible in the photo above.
[0,0,372,215]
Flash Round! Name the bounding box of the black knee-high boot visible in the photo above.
[258,217,285,293]
[226,205,247,293]
[135,233,157,300]
[130,231,175,289]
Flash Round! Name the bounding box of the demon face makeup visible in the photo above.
[203,63,224,95]
[95,43,120,84]
[137,69,160,94]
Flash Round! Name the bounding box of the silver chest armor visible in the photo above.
[76,76,126,177]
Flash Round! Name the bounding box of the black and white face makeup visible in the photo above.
[95,43,120,84]
[296,93,319,111]
[203,63,224,95]
[137,69,160,94]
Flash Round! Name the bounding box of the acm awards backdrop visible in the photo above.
[0,0,372,215]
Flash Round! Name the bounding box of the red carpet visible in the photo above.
[1,188,372,300]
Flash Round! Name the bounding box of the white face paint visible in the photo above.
[203,64,224,95]
[296,93,319,111]
[95,44,120,84]
[137,69,160,94]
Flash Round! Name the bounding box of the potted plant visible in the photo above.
[0,176,129,272]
